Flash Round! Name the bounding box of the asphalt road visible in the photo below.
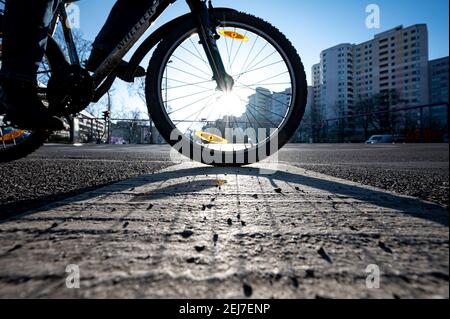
[0,143,448,220]
[0,162,447,298]
[0,144,448,298]
[282,144,449,208]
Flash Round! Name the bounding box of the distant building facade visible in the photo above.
[74,111,106,143]
[429,57,449,104]
[312,25,430,117]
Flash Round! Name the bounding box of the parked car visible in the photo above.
[365,135,394,144]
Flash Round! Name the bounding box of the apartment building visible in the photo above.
[314,43,355,119]
[312,24,430,123]
[272,88,292,121]
[73,110,106,143]
[429,57,449,104]
[245,87,273,126]
[311,63,322,115]
[372,24,429,106]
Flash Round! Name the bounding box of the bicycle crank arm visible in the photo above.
[188,0,234,92]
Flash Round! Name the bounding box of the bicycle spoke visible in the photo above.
[228,27,237,72]
[234,82,292,88]
[233,60,284,78]
[247,104,279,127]
[237,96,285,125]
[160,21,296,154]
[188,38,211,72]
[248,49,278,70]
[238,34,259,78]
[245,99,287,119]
[230,30,248,67]
[238,71,289,88]
[167,65,212,82]
[164,78,213,90]
[185,96,218,134]
[165,87,216,104]
[244,104,264,130]
[172,54,212,78]
[223,27,232,72]
[181,42,210,70]
[237,42,269,81]
[168,92,218,116]
[237,80,292,108]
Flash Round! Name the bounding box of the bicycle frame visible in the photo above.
[49,0,232,104]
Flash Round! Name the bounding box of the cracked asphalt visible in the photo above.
[0,161,448,299]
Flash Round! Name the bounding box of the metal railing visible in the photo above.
[295,102,449,143]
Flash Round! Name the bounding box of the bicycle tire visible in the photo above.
[145,8,307,166]
[0,34,65,163]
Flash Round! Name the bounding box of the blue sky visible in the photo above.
[74,0,449,115]
[77,0,449,76]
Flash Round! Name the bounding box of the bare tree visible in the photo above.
[112,105,148,144]
[53,28,92,65]
[354,97,376,140]
[372,89,401,134]
[128,78,157,144]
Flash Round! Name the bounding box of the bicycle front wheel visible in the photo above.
[146,9,307,165]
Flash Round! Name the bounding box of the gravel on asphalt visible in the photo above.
[280,144,449,208]
[0,144,448,219]
[0,158,171,220]
[294,164,449,208]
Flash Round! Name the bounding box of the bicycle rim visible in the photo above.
[156,19,297,158]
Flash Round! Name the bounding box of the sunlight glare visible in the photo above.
[213,91,246,118]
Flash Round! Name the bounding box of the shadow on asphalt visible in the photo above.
[0,184,119,223]
[1,166,448,227]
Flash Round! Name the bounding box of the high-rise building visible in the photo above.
[370,24,429,106]
[312,24,430,123]
[316,44,355,119]
[429,57,449,104]
[428,57,449,129]
[246,87,273,126]
[272,88,292,123]
[305,86,315,115]
[311,63,322,116]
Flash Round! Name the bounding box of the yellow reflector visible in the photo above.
[195,131,228,144]
[0,130,27,142]
[215,179,227,187]
[218,30,249,42]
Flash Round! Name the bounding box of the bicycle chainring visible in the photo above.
[47,65,94,116]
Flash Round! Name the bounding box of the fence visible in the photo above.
[55,103,449,145]
[65,117,165,145]
[295,103,449,143]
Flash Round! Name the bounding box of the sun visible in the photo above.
[214,91,246,117]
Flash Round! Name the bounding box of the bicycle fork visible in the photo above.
[188,0,234,92]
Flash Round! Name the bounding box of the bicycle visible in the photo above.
[0,0,307,165]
